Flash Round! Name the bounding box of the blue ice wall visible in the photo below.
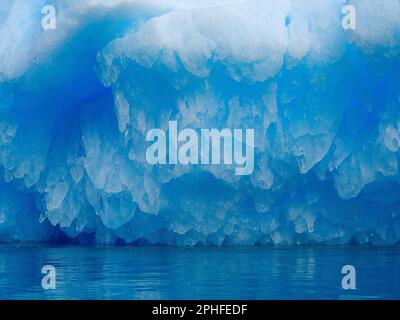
[0,0,400,245]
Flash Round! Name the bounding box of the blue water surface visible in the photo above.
[0,246,399,300]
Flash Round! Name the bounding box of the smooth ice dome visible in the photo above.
[0,0,400,245]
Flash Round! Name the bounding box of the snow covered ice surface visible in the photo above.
[0,0,400,246]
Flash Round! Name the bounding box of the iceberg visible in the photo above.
[0,0,400,245]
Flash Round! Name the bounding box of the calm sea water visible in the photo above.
[0,245,399,300]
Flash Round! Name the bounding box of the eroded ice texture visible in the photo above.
[0,0,400,245]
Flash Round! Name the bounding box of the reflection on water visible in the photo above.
[0,246,399,300]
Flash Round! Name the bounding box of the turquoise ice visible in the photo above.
[0,0,400,245]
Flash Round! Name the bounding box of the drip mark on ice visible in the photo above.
[146,121,255,175]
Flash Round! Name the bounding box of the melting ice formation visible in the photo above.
[0,0,400,245]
